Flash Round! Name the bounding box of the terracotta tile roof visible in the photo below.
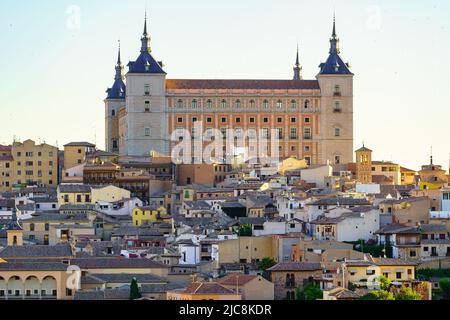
[183,282,235,295]
[166,79,320,90]
[216,273,258,286]
[267,262,322,272]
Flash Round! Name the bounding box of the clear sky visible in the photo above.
[0,0,449,172]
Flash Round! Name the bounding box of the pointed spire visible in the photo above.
[293,44,302,80]
[115,40,124,81]
[143,10,148,36]
[141,11,151,53]
[329,13,340,54]
[117,40,122,65]
[332,12,337,38]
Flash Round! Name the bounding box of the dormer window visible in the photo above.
[144,61,151,71]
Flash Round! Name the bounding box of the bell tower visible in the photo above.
[355,144,373,184]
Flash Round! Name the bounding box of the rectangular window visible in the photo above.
[249,117,255,123]
[304,127,311,140]
[145,101,150,112]
[145,128,151,137]
[290,128,297,140]
[144,84,151,95]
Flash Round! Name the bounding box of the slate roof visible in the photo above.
[309,198,371,206]
[25,213,89,222]
[0,262,69,271]
[128,51,166,74]
[64,142,96,147]
[82,273,166,284]
[58,184,92,193]
[372,258,419,266]
[106,78,126,100]
[166,79,320,90]
[0,244,73,258]
[69,257,169,269]
[267,262,322,272]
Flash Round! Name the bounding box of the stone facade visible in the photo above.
[105,16,354,166]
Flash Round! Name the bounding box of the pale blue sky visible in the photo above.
[0,0,449,171]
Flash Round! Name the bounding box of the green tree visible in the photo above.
[360,290,395,300]
[296,283,323,300]
[238,224,252,237]
[130,277,142,300]
[440,279,450,300]
[257,257,276,271]
[395,286,422,300]
[379,275,391,291]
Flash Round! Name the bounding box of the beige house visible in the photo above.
[379,197,430,226]
[63,142,95,170]
[0,145,13,192]
[91,185,131,203]
[212,236,277,268]
[0,140,58,191]
[217,273,274,300]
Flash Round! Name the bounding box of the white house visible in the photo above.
[178,241,201,265]
[96,198,143,216]
[310,208,380,242]
[300,164,333,188]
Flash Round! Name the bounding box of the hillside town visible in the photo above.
[0,139,449,300]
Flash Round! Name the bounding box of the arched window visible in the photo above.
[263,100,269,109]
[249,100,256,108]
[304,100,310,109]
[111,109,116,117]
[291,100,297,109]
[235,100,241,108]
[220,100,227,108]
[191,99,198,109]
[177,99,183,108]
[206,100,213,108]
[276,100,283,109]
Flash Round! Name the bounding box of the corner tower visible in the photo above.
[105,41,126,154]
[124,13,168,156]
[317,14,354,167]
